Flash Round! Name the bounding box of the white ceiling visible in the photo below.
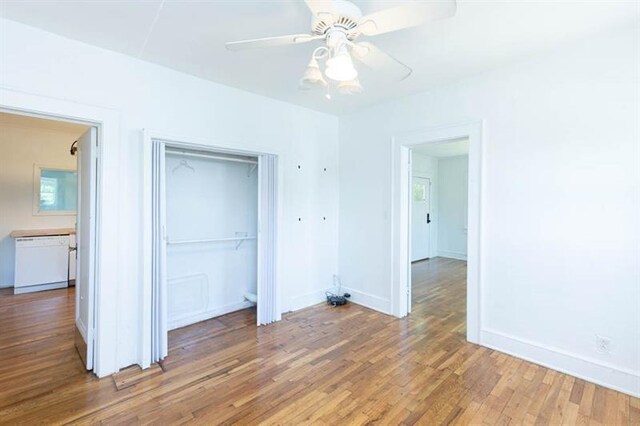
[412,137,469,157]
[1,1,637,115]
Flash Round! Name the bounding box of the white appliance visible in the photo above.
[14,235,70,294]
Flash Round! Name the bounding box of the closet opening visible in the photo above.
[143,136,280,367]
[165,147,259,331]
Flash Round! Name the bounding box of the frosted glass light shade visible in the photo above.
[299,58,327,89]
[325,52,358,82]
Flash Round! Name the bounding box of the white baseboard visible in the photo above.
[168,301,254,331]
[287,290,326,313]
[342,286,391,315]
[76,317,88,341]
[14,281,67,294]
[438,250,467,261]
[286,287,392,317]
[481,328,640,398]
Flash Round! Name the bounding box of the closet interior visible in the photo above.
[165,147,258,330]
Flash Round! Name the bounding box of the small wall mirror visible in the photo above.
[33,165,77,215]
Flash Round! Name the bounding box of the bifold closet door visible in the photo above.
[257,154,280,325]
[151,142,168,362]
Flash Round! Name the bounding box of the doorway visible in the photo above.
[391,121,483,343]
[0,111,98,372]
[0,87,120,377]
[142,135,280,367]
[409,138,469,317]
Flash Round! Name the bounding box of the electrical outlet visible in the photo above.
[595,335,611,354]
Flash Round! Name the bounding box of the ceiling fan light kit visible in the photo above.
[226,0,457,97]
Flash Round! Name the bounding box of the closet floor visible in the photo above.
[0,261,637,424]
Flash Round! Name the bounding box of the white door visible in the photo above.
[75,127,97,370]
[256,154,279,326]
[411,176,431,262]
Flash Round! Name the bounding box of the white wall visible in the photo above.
[165,154,258,329]
[0,121,82,287]
[339,26,639,395]
[437,155,468,260]
[0,18,339,371]
[411,153,439,257]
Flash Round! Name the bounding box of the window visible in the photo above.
[34,166,77,215]
[413,182,426,201]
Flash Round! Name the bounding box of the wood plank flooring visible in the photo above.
[0,258,638,424]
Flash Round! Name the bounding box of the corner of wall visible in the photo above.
[342,286,392,315]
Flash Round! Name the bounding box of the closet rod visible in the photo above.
[167,236,257,245]
[165,148,258,165]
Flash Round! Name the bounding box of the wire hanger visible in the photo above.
[172,159,195,173]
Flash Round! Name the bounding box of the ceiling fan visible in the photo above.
[226,0,457,96]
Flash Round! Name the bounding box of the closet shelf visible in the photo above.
[167,236,256,246]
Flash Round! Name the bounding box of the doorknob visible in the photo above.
[427,213,431,224]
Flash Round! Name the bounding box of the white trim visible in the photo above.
[482,329,640,398]
[342,287,392,315]
[141,129,153,369]
[391,120,483,344]
[437,250,467,261]
[13,281,67,294]
[0,86,121,378]
[142,129,282,158]
[168,301,255,331]
[76,314,89,341]
[287,290,326,312]
[32,164,77,216]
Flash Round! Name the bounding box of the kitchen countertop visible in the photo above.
[10,228,76,238]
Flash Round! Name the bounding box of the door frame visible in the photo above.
[391,120,483,344]
[410,175,432,262]
[140,130,282,368]
[0,87,120,377]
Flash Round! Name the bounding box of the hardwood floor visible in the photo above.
[0,260,638,424]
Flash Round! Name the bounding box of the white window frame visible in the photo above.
[33,164,77,216]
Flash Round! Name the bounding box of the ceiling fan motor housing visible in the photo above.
[311,0,362,39]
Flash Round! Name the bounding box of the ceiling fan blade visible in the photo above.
[304,0,339,25]
[351,42,412,81]
[357,0,456,36]
[226,34,317,51]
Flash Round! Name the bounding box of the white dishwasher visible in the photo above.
[14,235,70,294]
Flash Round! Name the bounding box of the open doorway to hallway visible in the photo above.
[409,138,469,322]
